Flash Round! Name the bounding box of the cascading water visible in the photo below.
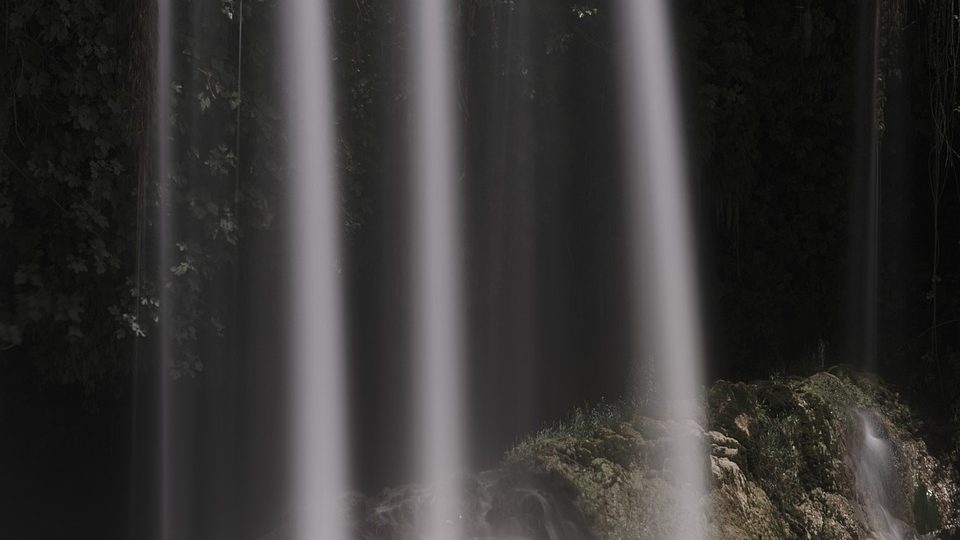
[282,0,349,538]
[851,409,916,540]
[21,0,960,536]
[848,2,908,537]
[619,0,708,537]
[410,0,466,538]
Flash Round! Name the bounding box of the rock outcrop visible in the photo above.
[505,369,959,539]
[276,370,958,539]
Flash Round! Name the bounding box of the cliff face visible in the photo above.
[338,371,959,539]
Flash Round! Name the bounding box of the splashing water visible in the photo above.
[618,0,708,537]
[852,409,917,540]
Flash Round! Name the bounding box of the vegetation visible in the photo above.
[1,0,150,385]
[2,0,954,383]
[507,370,959,538]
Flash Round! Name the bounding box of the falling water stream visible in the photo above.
[136,0,960,537]
[410,0,466,537]
[852,410,916,540]
[848,2,910,538]
[154,1,709,538]
[849,0,883,370]
[282,0,349,538]
[619,0,708,537]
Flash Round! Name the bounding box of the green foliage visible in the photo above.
[0,0,149,385]
[3,0,958,404]
[0,0,284,384]
[507,398,629,460]
[157,0,280,377]
[505,400,664,539]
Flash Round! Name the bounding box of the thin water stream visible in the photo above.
[852,410,917,540]
[849,2,904,537]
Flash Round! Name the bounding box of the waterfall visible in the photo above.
[618,1,708,537]
[149,1,708,538]
[410,0,466,537]
[848,0,882,369]
[849,3,903,537]
[282,0,349,538]
[852,410,916,540]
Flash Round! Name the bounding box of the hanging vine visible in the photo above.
[922,0,960,384]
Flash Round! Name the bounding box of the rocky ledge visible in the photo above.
[313,370,960,539]
[504,370,960,539]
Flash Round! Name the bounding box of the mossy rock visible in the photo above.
[259,371,958,540]
[507,370,960,539]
